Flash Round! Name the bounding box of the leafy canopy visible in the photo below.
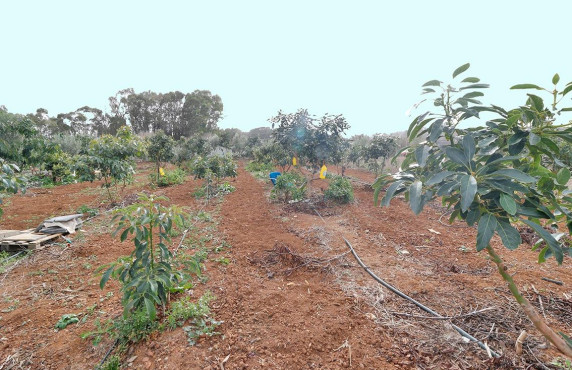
[374,64,572,264]
[270,109,350,169]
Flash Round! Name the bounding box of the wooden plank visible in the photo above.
[0,229,35,239]
[3,233,51,242]
[0,230,22,239]
[30,233,60,245]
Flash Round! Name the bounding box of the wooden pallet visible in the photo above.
[0,229,34,239]
[0,231,61,251]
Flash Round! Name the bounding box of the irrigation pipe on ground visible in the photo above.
[312,208,500,358]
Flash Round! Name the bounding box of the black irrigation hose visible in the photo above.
[313,208,500,358]
[99,339,119,368]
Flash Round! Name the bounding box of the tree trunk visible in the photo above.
[486,245,572,358]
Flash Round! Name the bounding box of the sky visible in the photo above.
[1,1,571,137]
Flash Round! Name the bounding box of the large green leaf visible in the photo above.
[426,171,455,186]
[120,227,131,242]
[508,131,528,145]
[459,83,490,90]
[529,132,541,145]
[499,193,517,215]
[462,134,476,162]
[452,63,470,78]
[100,266,114,289]
[460,174,477,212]
[476,213,497,251]
[380,180,405,207]
[409,180,423,215]
[527,94,544,111]
[561,84,572,97]
[415,145,430,167]
[422,80,442,87]
[428,119,443,142]
[409,118,434,141]
[522,219,563,264]
[556,167,571,185]
[495,218,521,250]
[466,207,480,226]
[538,176,555,193]
[144,297,157,320]
[461,77,480,83]
[445,147,468,167]
[510,84,543,90]
[517,206,551,219]
[487,169,536,183]
[476,156,521,175]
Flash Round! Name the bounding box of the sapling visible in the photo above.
[100,193,188,319]
[374,64,572,356]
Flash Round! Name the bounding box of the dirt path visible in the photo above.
[130,165,395,369]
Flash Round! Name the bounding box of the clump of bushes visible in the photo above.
[271,172,307,203]
[190,155,237,182]
[324,176,354,204]
[245,161,275,180]
[190,155,238,200]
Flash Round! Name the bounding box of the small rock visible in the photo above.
[365,312,376,320]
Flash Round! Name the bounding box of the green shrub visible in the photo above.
[77,204,99,217]
[166,291,215,330]
[245,161,274,173]
[100,355,120,370]
[245,161,275,180]
[191,155,237,182]
[153,168,186,187]
[271,172,307,202]
[324,176,354,203]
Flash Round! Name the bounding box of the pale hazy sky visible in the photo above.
[1,1,571,136]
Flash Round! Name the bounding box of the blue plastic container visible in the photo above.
[269,171,281,185]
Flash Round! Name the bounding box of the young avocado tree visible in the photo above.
[76,126,143,203]
[190,155,237,200]
[0,160,26,217]
[373,64,572,356]
[0,118,27,216]
[148,130,175,183]
[270,109,350,175]
[100,193,193,319]
[364,134,398,176]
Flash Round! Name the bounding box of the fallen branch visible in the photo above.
[515,330,527,355]
[390,306,496,321]
[541,277,563,286]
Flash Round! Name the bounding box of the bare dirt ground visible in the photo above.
[0,162,571,369]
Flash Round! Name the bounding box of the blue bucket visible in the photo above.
[269,171,281,185]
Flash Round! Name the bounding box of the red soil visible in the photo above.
[0,162,570,369]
